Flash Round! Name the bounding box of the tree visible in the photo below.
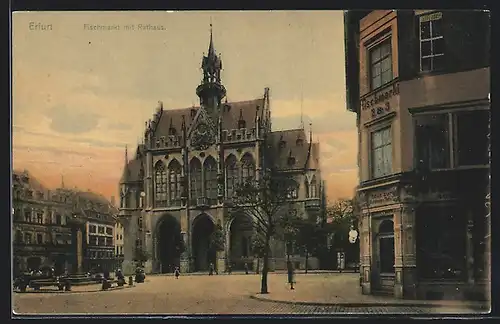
[295,218,323,273]
[133,249,150,266]
[226,169,296,294]
[209,223,225,253]
[325,198,359,268]
[250,234,266,274]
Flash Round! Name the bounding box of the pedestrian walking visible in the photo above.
[287,260,295,290]
[209,263,214,276]
[244,262,249,275]
[174,267,180,279]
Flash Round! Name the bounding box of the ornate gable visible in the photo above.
[188,106,218,151]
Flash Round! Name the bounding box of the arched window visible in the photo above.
[310,176,317,198]
[225,155,239,198]
[189,158,202,204]
[204,156,218,204]
[168,160,182,207]
[241,154,256,183]
[154,161,168,207]
[287,181,299,199]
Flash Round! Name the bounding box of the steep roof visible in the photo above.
[267,128,313,171]
[152,98,265,139]
[12,169,48,193]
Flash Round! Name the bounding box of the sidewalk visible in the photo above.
[249,273,489,310]
[149,269,348,276]
[13,283,136,294]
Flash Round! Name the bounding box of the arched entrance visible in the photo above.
[157,215,183,274]
[229,214,254,270]
[192,214,216,272]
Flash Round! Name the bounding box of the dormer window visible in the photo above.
[169,127,177,136]
[238,120,246,129]
[287,156,296,166]
[296,137,304,146]
[279,140,286,149]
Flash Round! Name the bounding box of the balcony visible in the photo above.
[304,198,321,211]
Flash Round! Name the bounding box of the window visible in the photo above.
[455,110,489,167]
[106,237,113,246]
[305,180,310,198]
[371,127,392,178]
[168,160,182,206]
[98,226,105,234]
[24,210,32,222]
[89,225,97,233]
[310,176,317,198]
[241,154,256,182]
[36,233,43,244]
[98,236,105,246]
[420,12,444,72]
[287,182,299,199]
[14,208,21,221]
[154,161,168,207]
[416,205,466,280]
[415,114,450,170]
[55,214,62,225]
[36,211,43,224]
[24,233,32,244]
[15,230,22,243]
[225,155,239,198]
[369,38,393,90]
[190,159,202,202]
[415,109,489,169]
[204,157,218,203]
[106,227,113,235]
[89,235,98,246]
[138,216,143,229]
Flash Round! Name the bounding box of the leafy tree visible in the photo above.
[133,249,150,266]
[325,198,360,267]
[209,223,225,253]
[226,169,296,294]
[250,234,267,274]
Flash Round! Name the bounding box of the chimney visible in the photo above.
[111,196,116,207]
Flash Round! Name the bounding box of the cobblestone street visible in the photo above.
[13,273,486,316]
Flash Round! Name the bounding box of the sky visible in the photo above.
[12,11,358,204]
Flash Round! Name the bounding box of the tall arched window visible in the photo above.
[310,176,317,198]
[154,161,168,207]
[225,155,239,198]
[168,160,182,207]
[204,156,218,204]
[241,153,256,183]
[189,158,202,204]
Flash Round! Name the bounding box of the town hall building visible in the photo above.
[118,28,324,274]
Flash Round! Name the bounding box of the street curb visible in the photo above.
[249,294,489,309]
[13,285,136,295]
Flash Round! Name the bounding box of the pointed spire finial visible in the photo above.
[61,175,65,189]
[309,122,313,143]
[208,18,216,57]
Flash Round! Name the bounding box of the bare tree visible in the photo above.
[226,169,296,294]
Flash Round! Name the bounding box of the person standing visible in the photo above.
[287,260,295,290]
[209,263,214,276]
[174,267,180,279]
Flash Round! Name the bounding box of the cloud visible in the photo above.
[13,145,97,158]
[45,105,101,134]
[69,137,128,149]
[272,110,355,134]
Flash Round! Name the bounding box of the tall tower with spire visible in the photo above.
[196,22,227,116]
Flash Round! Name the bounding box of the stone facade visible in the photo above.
[12,170,119,275]
[345,10,490,300]
[118,29,324,275]
[12,170,74,275]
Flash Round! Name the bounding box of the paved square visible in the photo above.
[13,273,485,315]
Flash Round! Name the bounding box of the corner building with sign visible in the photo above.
[345,10,490,300]
[118,29,324,275]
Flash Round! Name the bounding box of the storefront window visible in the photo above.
[416,205,466,280]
